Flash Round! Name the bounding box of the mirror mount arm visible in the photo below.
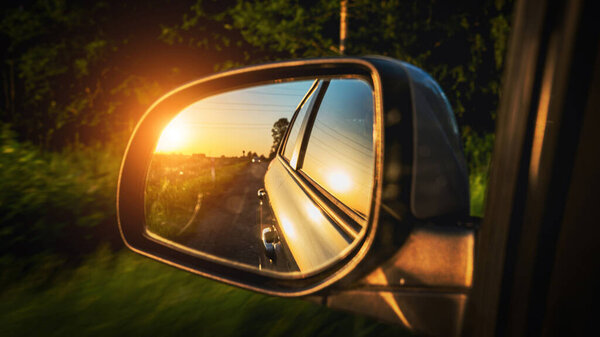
[313,223,476,337]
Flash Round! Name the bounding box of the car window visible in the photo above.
[282,83,318,161]
[300,79,374,218]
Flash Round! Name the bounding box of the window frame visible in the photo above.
[279,79,320,164]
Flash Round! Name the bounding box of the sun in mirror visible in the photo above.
[155,118,187,153]
[145,78,375,277]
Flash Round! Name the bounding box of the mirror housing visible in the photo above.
[117,56,474,336]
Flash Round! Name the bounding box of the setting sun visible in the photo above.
[155,119,188,153]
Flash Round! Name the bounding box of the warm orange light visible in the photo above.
[305,202,323,222]
[155,119,188,153]
[326,170,352,193]
[366,268,412,328]
[279,216,296,241]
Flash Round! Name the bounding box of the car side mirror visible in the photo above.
[117,56,474,336]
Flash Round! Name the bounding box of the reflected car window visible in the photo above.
[283,83,318,161]
[300,79,374,218]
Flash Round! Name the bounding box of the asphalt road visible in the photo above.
[178,162,267,268]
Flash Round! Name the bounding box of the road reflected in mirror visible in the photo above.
[145,78,375,276]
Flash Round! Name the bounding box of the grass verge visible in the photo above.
[0,247,410,337]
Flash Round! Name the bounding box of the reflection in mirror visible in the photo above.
[145,78,375,277]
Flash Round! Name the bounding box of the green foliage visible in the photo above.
[0,1,202,148]
[0,125,121,257]
[463,129,495,217]
[229,0,338,58]
[0,1,114,146]
[0,247,411,337]
[171,0,512,134]
[346,0,512,133]
[146,157,247,239]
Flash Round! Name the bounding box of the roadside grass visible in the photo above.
[0,247,410,337]
[146,157,248,239]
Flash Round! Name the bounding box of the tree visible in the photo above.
[0,0,231,148]
[170,0,513,136]
[0,0,514,150]
[270,117,289,159]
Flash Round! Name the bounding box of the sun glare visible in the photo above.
[155,119,187,153]
[279,216,297,241]
[327,170,352,193]
[305,202,323,222]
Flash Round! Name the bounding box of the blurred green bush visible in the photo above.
[0,124,122,258]
[0,247,412,337]
[462,128,495,217]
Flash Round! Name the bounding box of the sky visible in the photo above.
[155,80,314,157]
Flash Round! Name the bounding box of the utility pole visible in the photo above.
[340,0,347,55]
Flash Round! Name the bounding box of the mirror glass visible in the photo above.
[145,78,375,277]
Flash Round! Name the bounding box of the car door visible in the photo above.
[262,77,375,276]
